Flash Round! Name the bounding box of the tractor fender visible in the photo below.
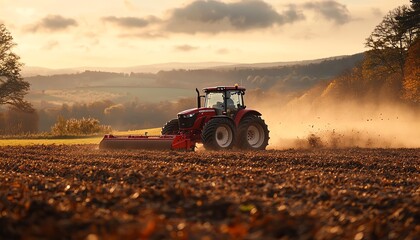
[234,110,262,126]
[208,115,236,127]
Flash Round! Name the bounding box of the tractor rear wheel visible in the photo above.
[202,118,235,150]
[237,115,269,150]
[161,119,179,135]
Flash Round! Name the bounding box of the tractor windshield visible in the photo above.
[229,91,244,109]
[205,92,224,109]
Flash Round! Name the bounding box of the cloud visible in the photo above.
[41,40,59,50]
[123,0,138,11]
[165,0,304,34]
[303,1,351,25]
[370,8,383,18]
[99,0,350,38]
[28,15,78,32]
[174,44,199,52]
[292,30,317,40]
[282,4,306,23]
[118,32,167,39]
[216,48,229,54]
[102,16,160,28]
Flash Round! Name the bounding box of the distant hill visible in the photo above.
[151,53,364,92]
[22,62,237,77]
[22,53,363,77]
[24,52,364,109]
[210,54,361,70]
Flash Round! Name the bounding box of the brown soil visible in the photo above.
[0,145,419,239]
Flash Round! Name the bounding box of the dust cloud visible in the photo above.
[252,93,420,149]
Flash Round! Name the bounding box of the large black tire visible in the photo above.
[202,118,236,150]
[161,119,179,135]
[237,115,269,150]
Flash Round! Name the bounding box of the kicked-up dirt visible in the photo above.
[0,145,418,239]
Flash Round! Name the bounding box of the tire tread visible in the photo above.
[202,118,235,150]
[161,119,179,135]
[237,115,269,150]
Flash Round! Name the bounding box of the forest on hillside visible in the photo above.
[25,53,363,92]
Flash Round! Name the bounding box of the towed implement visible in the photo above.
[99,85,269,151]
[99,135,194,150]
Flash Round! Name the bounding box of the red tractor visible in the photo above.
[100,85,269,151]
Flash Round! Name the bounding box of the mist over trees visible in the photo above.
[0,109,38,135]
[37,98,196,132]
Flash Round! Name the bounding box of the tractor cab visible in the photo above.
[203,86,246,116]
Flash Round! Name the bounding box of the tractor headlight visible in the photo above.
[184,113,196,118]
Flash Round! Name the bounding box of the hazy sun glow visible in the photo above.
[0,0,408,68]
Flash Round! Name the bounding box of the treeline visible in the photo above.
[151,53,363,91]
[0,97,196,134]
[0,109,38,135]
[37,98,196,132]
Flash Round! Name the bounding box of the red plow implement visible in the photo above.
[99,134,195,151]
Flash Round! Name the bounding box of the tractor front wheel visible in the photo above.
[237,115,269,150]
[161,119,179,135]
[202,118,236,150]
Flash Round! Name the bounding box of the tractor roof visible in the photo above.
[203,86,246,92]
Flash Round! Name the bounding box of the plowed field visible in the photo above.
[0,145,419,239]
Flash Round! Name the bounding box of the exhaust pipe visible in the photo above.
[196,88,201,108]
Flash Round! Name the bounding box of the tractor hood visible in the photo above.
[177,108,200,129]
[177,107,216,129]
[178,108,216,116]
[178,108,199,116]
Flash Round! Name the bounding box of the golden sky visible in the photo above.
[0,0,408,68]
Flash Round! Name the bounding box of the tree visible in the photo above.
[396,0,420,37]
[0,24,33,112]
[365,5,416,78]
[402,38,420,103]
[399,0,419,104]
[51,116,111,136]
